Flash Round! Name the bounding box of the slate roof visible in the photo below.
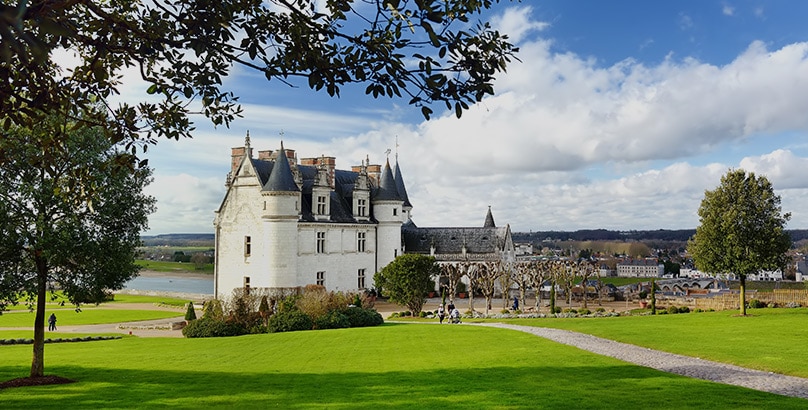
[373,160,401,201]
[261,144,299,192]
[394,161,412,208]
[402,226,508,256]
[484,206,495,228]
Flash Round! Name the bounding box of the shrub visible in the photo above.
[563,308,577,314]
[500,309,511,314]
[184,301,197,321]
[344,307,384,327]
[748,299,765,309]
[182,317,246,338]
[552,306,562,314]
[268,310,313,333]
[578,308,591,315]
[202,299,224,321]
[678,306,690,313]
[767,302,778,308]
[314,310,351,330]
[667,306,679,314]
[596,307,606,313]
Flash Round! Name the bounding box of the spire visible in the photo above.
[484,206,496,228]
[373,159,401,201]
[245,130,252,158]
[393,159,412,208]
[263,141,299,192]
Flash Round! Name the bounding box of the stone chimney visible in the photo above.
[301,156,336,188]
[257,150,273,161]
[231,147,248,175]
[367,164,381,185]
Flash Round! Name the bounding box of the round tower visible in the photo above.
[373,159,404,270]
[261,142,301,288]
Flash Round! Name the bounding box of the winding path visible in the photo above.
[471,322,808,400]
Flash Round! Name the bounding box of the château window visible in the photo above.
[316,271,325,286]
[357,198,367,217]
[393,208,398,216]
[357,269,366,289]
[244,236,251,256]
[357,231,366,252]
[243,276,251,295]
[316,231,326,254]
[317,195,327,214]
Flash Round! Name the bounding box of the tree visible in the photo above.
[0,119,156,378]
[374,254,439,315]
[688,169,791,316]
[1,0,518,170]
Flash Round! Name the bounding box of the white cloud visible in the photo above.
[722,5,735,16]
[138,8,808,234]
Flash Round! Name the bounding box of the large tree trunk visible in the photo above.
[739,275,747,316]
[31,256,47,377]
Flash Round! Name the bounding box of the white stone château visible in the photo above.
[213,135,515,299]
[213,135,411,298]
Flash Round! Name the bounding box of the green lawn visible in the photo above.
[136,260,213,274]
[1,324,804,409]
[0,309,183,327]
[497,307,808,378]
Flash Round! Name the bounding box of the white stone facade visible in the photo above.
[214,139,404,299]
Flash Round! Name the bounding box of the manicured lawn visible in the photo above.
[1,323,804,409]
[108,294,191,307]
[498,307,808,378]
[0,309,182,327]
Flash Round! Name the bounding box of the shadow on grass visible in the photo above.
[0,363,802,409]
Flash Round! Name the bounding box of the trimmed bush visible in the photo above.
[678,306,690,313]
[185,301,197,321]
[182,317,247,338]
[596,307,606,313]
[268,310,313,333]
[314,310,351,330]
[667,306,679,314]
[344,307,384,327]
[578,308,591,315]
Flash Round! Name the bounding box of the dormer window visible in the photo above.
[357,198,367,217]
[317,195,327,214]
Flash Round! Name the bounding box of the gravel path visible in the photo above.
[472,322,808,400]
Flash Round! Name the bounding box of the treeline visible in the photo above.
[514,229,808,244]
[141,234,214,247]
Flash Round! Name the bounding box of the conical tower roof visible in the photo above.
[262,142,299,192]
[483,206,496,228]
[373,160,401,201]
[393,161,412,208]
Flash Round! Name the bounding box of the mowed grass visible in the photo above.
[1,324,805,409]
[497,307,808,378]
[0,308,182,327]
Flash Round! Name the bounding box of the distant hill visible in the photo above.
[512,229,697,243]
[141,229,808,248]
[141,234,215,247]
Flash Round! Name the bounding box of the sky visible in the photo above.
[115,0,808,235]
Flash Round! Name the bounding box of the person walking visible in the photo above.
[437,304,446,324]
[48,313,57,331]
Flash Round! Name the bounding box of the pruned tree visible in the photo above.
[476,261,501,315]
[465,262,483,313]
[498,261,514,310]
[688,169,791,316]
[511,261,532,311]
[576,260,597,309]
[0,118,156,378]
[374,254,439,315]
[1,0,519,172]
[554,261,577,307]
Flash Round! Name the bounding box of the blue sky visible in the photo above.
[107,1,808,234]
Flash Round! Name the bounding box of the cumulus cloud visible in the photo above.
[139,7,808,233]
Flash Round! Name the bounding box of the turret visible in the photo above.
[261,142,301,287]
[373,159,404,269]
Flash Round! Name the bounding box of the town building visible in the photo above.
[616,258,664,278]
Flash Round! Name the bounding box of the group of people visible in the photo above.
[436,302,461,324]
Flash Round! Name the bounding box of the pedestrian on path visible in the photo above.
[48,313,57,331]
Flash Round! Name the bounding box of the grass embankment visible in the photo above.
[135,260,213,274]
[496,307,808,378]
[1,324,804,409]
